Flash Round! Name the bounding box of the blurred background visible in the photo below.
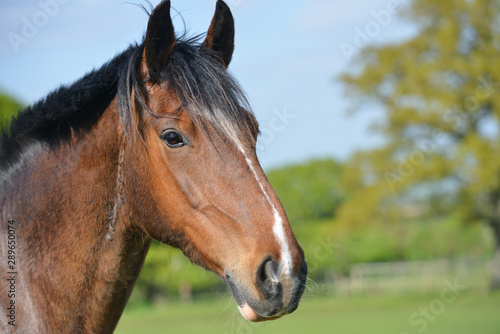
[1,0,500,333]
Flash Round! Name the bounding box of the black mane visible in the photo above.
[0,38,258,172]
[0,46,136,170]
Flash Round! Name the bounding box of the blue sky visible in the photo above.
[0,0,417,169]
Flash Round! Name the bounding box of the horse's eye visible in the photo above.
[162,130,185,148]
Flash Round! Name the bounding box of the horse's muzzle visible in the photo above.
[225,258,308,322]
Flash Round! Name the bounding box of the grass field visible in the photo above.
[115,290,500,334]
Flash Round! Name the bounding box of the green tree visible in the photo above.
[266,159,344,223]
[339,0,500,289]
[0,92,22,132]
[136,241,221,304]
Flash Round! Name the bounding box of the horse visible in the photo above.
[0,1,307,332]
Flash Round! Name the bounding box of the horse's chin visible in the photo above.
[237,303,284,322]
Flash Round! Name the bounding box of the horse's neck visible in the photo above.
[4,100,151,333]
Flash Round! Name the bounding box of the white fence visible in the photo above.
[330,257,492,295]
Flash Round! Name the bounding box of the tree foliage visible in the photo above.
[339,0,500,287]
[134,241,221,304]
[266,159,344,223]
[0,92,22,133]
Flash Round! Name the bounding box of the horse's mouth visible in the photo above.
[237,303,286,322]
[224,268,306,322]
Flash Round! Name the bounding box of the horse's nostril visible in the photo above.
[264,260,279,282]
[255,258,280,299]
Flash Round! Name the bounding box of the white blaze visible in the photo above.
[235,142,294,305]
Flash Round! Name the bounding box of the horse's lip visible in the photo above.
[225,274,288,322]
[237,302,286,322]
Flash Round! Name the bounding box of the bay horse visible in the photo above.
[0,0,307,332]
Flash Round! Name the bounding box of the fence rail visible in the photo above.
[329,257,492,295]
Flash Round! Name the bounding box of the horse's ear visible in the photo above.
[202,0,235,67]
[142,0,176,80]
